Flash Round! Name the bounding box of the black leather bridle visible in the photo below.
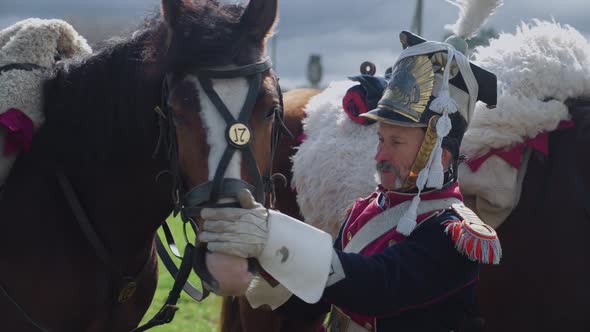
[137,57,291,331]
[173,57,278,215]
[0,59,289,332]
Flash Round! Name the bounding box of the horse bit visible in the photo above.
[0,58,290,332]
[138,56,290,331]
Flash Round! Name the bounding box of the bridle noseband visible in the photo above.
[0,58,289,332]
[156,57,287,218]
[139,57,290,331]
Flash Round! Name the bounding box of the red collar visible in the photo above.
[376,182,464,209]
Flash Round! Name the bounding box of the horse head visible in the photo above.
[151,0,285,310]
[158,0,283,217]
[0,1,283,330]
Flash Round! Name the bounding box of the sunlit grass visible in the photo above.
[140,216,222,332]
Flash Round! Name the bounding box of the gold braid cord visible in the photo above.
[400,116,439,191]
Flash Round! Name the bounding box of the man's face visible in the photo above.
[375,122,425,190]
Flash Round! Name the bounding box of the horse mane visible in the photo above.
[37,3,249,165]
[38,29,160,165]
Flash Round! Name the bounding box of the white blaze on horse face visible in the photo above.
[192,75,249,182]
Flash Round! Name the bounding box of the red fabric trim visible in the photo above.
[295,133,307,145]
[466,119,575,172]
[0,108,34,156]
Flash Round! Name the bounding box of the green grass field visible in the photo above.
[140,216,222,332]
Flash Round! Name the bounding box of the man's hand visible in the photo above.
[199,189,269,258]
[200,189,334,304]
[205,251,254,296]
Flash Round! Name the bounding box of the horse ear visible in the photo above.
[161,0,186,27]
[240,0,278,41]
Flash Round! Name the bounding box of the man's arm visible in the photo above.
[322,213,479,316]
[199,191,478,312]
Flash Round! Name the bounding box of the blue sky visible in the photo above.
[1,0,589,89]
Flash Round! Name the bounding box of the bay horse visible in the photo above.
[223,89,590,331]
[0,0,283,330]
[475,99,590,331]
[219,88,323,332]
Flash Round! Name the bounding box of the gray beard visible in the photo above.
[375,172,403,190]
[375,160,403,190]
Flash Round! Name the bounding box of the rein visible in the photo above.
[137,57,291,331]
[0,57,289,332]
[2,62,155,330]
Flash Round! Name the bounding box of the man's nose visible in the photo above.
[375,145,386,162]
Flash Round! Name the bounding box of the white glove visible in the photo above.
[200,189,334,304]
[199,189,269,258]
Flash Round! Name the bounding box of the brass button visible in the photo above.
[388,239,396,247]
[347,231,352,241]
[364,322,373,331]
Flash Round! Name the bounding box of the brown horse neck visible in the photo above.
[64,159,172,277]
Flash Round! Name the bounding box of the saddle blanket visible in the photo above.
[0,18,91,186]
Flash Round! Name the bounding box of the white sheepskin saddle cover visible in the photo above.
[291,81,378,237]
[0,18,92,185]
[460,20,590,227]
[292,20,589,234]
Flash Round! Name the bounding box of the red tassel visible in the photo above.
[444,220,502,265]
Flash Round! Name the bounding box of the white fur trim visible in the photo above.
[0,18,91,69]
[292,21,590,235]
[465,20,589,158]
[0,18,92,126]
[291,81,377,237]
[474,20,590,103]
[462,96,568,158]
[193,76,248,181]
[0,19,91,185]
[459,21,589,225]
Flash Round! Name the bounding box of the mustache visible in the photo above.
[376,161,401,176]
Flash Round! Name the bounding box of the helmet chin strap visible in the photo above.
[400,116,440,191]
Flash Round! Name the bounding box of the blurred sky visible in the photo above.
[1,0,589,89]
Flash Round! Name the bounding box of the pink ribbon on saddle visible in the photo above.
[0,108,34,156]
[466,120,575,172]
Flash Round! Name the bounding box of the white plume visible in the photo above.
[445,0,503,38]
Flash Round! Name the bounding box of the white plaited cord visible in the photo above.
[395,41,479,235]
